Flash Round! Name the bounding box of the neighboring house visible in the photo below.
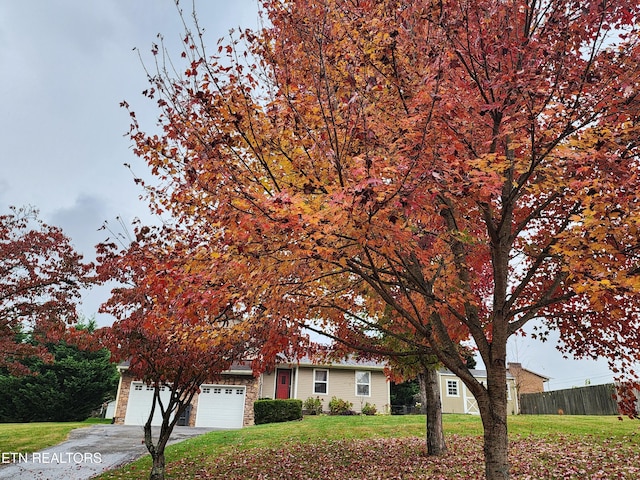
[113,358,390,429]
[438,369,519,415]
[260,358,390,414]
[507,362,549,394]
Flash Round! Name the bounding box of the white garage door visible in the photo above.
[195,385,246,428]
[124,382,174,426]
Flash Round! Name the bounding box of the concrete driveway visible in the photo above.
[0,424,214,480]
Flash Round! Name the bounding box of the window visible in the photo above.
[313,369,328,394]
[355,371,371,397]
[446,379,459,397]
[202,387,211,394]
[236,389,244,395]
[225,388,233,394]
[213,388,222,394]
[134,385,143,391]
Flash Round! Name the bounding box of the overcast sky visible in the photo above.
[0,0,619,390]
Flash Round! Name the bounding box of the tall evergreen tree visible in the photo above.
[0,340,118,422]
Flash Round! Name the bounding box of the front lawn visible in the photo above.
[96,414,640,479]
[0,417,111,454]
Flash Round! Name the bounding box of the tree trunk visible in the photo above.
[142,388,195,480]
[418,367,446,455]
[478,364,510,480]
[418,370,428,414]
[144,421,169,480]
[149,451,166,480]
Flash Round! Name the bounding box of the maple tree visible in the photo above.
[96,224,308,480]
[125,0,640,478]
[0,206,94,374]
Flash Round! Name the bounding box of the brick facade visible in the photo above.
[508,362,549,395]
[113,369,134,425]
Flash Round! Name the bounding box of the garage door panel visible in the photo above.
[124,383,174,426]
[195,385,245,428]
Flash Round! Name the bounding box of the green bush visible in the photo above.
[303,396,324,415]
[328,396,353,415]
[0,341,118,422]
[254,399,303,425]
[361,402,377,415]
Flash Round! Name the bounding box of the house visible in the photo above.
[507,362,550,394]
[438,369,519,415]
[112,358,390,429]
[260,357,390,414]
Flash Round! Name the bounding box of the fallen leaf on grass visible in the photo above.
[167,434,640,479]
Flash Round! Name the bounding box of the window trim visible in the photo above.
[446,379,460,397]
[313,368,329,395]
[355,370,371,397]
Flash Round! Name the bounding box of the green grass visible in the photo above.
[95,414,640,479]
[508,413,639,438]
[0,418,111,454]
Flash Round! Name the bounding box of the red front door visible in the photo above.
[275,369,292,399]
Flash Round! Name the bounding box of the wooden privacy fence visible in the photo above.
[519,383,619,415]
